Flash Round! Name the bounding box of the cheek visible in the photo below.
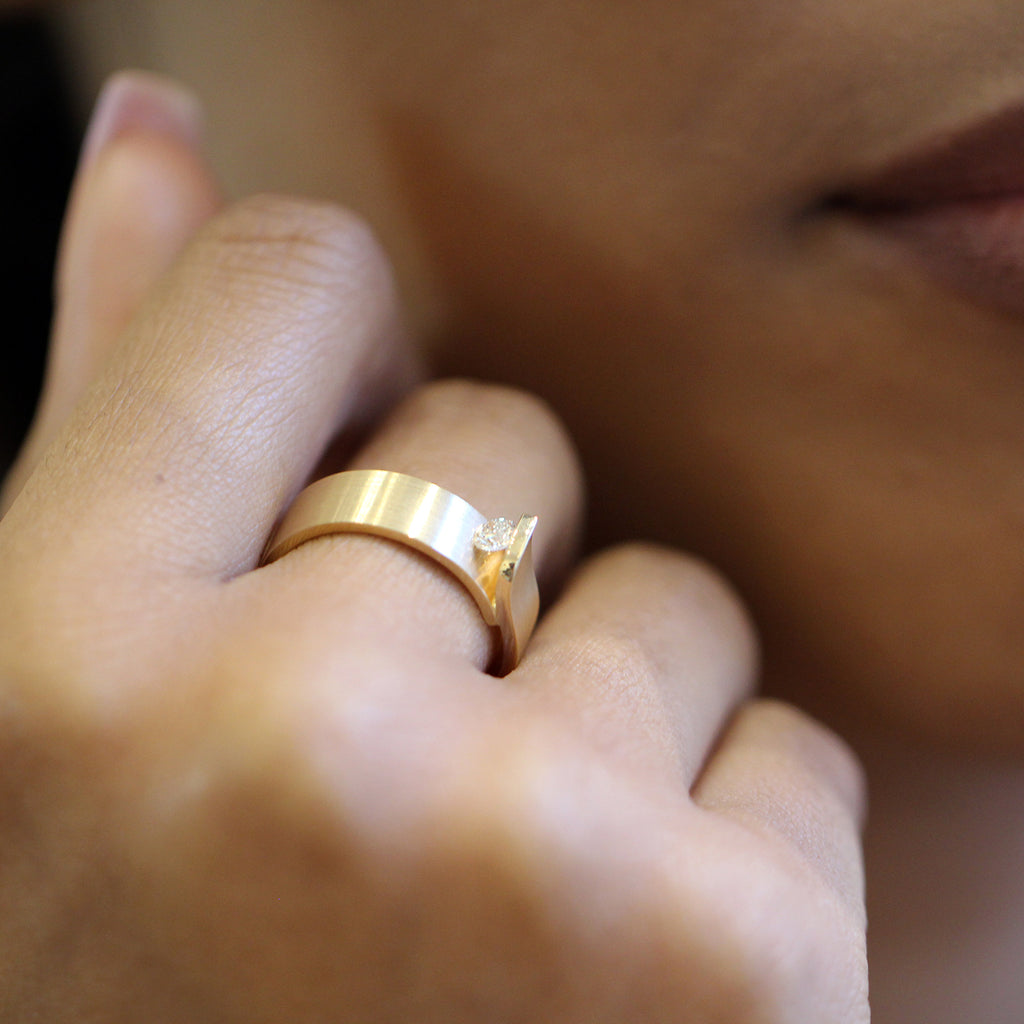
[438,141,1024,752]
[346,0,1024,747]
[638,215,1024,753]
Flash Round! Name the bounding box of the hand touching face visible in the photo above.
[0,73,868,1023]
[50,0,1024,748]
[349,0,1024,749]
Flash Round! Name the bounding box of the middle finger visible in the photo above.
[515,545,759,785]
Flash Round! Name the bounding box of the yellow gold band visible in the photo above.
[260,470,539,674]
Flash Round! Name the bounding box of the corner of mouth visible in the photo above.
[827,101,1024,212]
[801,100,1024,323]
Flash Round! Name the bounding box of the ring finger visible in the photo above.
[246,378,584,675]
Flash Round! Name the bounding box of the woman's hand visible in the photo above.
[0,73,868,1022]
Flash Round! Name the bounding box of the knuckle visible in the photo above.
[126,692,573,928]
[703,700,868,915]
[121,684,361,883]
[197,193,396,305]
[411,715,569,850]
[585,542,760,673]
[207,193,382,263]
[557,627,662,698]
[411,378,575,450]
[434,713,654,883]
[406,722,595,926]
[595,542,755,625]
[742,699,868,827]
[371,379,583,515]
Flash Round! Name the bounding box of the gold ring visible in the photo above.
[260,470,539,675]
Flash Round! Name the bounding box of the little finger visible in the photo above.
[692,699,868,914]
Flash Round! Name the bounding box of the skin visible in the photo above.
[0,90,867,1021]
[50,0,1024,749]
[1,0,1023,1018]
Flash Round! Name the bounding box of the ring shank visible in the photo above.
[260,470,538,674]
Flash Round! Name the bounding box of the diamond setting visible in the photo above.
[473,517,516,553]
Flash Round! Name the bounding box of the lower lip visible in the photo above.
[845,195,1024,321]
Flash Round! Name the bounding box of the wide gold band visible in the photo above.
[260,470,539,674]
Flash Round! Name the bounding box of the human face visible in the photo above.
[59,0,1024,750]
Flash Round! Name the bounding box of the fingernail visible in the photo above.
[80,70,204,170]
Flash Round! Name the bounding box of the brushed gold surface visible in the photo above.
[261,470,538,674]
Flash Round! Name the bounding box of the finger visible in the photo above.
[511,544,758,784]
[692,699,867,913]
[56,72,220,399]
[246,379,584,673]
[3,72,220,509]
[3,194,418,581]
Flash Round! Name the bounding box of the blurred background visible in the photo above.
[0,9,75,477]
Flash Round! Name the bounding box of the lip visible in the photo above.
[828,103,1024,320]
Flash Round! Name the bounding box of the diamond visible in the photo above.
[473,517,516,553]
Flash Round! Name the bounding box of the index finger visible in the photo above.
[3,196,417,581]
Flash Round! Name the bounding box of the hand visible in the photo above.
[0,73,868,1022]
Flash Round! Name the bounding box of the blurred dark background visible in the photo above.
[0,10,76,478]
